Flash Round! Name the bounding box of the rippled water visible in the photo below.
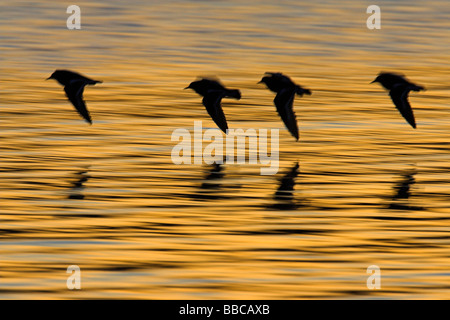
[1,0,450,299]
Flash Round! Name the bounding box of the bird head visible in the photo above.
[370,75,380,84]
[47,70,66,80]
[257,76,269,85]
[46,72,56,80]
[371,72,398,86]
[185,81,203,92]
[46,70,67,84]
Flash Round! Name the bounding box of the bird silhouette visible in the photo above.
[371,72,424,129]
[258,72,311,141]
[47,70,102,124]
[185,78,241,133]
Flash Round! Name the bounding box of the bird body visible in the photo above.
[47,70,102,124]
[260,72,311,96]
[186,78,241,133]
[371,72,424,129]
[259,72,311,141]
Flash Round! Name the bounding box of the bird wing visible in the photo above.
[64,80,92,124]
[389,84,416,129]
[202,90,228,133]
[274,87,299,141]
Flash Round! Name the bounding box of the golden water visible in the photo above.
[1,0,450,299]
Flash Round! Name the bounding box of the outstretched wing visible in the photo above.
[64,80,92,124]
[202,90,228,133]
[274,87,299,141]
[389,85,416,129]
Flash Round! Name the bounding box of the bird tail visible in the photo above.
[225,89,241,100]
[296,86,311,96]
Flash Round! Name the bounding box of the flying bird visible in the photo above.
[371,72,424,129]
[185,78,241,133]
[258,72,311,141]
[47,70,102,124]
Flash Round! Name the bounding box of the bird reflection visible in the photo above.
[388,169,423,210]
[201,163,225,190]
[68,168,90,199]
[191,163,227,200]
[268,162,302,210]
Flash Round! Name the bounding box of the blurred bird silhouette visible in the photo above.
[259,72,311,141]
[47,70,102,124]
[185,78,241,133]
[371,72,424,129]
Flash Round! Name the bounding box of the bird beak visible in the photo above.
[46,76,52,80]
[257,80,263,84]
[370,80,376,84]
[184,86,190,90]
